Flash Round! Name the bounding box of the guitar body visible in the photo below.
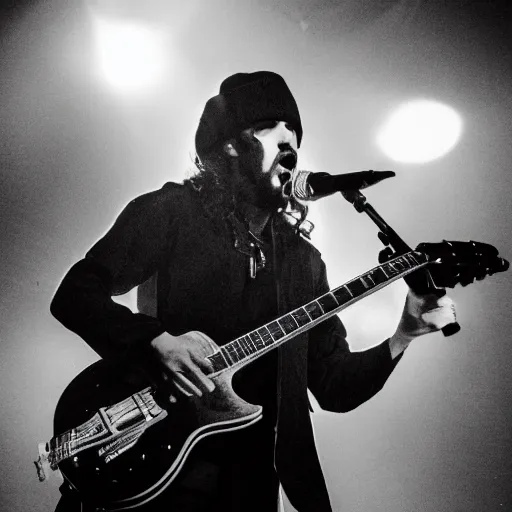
[54,360,262,510]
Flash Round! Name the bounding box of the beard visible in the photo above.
[236,140,291,211]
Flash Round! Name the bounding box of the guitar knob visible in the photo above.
[378,247,394,263]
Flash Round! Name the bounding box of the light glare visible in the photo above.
[94,19,166,93]
[377,100,463,163]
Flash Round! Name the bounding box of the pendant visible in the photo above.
[249,243,257,279]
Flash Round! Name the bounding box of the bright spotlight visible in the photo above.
[377,100,463,164]
[93,19,166,93]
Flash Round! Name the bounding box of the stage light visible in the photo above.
[377,100,463,164]
[93,19,166,93]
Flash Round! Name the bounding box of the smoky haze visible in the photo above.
[1,1,511,511]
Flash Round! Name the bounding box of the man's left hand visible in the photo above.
[389,290,457,358]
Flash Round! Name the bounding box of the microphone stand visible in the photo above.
[341,189,460,337]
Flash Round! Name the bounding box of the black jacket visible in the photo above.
[51,182,403,511]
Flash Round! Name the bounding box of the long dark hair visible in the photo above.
[184,147,238,234]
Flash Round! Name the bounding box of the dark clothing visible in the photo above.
[51,182,404,511]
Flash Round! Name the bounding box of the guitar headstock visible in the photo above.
[415,240,509,289]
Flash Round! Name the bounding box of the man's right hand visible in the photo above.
[148,331,217,403]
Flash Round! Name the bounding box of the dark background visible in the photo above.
[1,1,511,510]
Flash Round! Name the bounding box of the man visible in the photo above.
[51,71,455,512]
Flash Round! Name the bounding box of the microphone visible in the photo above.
[292,170,396,201]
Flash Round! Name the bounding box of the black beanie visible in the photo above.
[195,71,303,161]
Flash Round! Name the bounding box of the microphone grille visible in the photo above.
[292,170,312,200]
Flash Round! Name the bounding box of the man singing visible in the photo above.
[51,71,455,511]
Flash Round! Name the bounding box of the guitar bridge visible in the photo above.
[98,427,145,463]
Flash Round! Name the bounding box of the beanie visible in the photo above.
[195,71,303,161]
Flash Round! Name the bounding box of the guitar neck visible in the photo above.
[206,250,429,374]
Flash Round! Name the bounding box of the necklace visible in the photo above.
[248,231,267,279]
[229,212,268,279]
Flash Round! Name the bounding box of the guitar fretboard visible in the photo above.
[206,251,429,373]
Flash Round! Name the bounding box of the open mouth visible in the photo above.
[275,151,297,198]
[277,151,297,171]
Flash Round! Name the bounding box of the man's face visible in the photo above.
[237,120,298,209]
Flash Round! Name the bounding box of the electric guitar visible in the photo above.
[35,241,508,510]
